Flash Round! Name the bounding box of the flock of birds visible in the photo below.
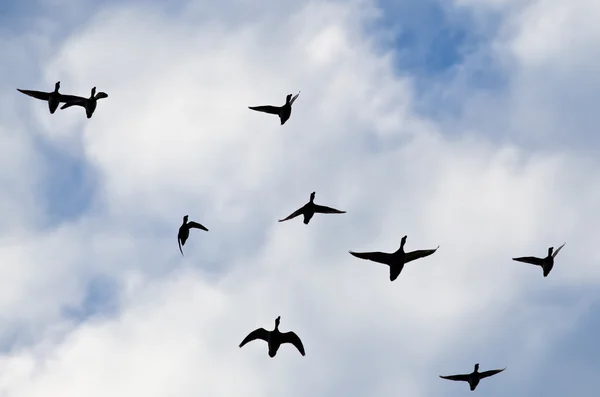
[16,80,567,392]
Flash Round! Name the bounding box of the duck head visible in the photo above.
[286,94,293,104]
[310,192,316,202]
[54,81,60,91]
[400,235,407,248]
[274,316,281,330]
[548,247,554,257]
[183,215,189,223]
[474,363,480,373]
[90,87,96,98]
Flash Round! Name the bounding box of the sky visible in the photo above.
[0,0,599,395]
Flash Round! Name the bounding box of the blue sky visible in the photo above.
[1,0,600,396]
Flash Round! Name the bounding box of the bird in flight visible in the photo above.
[60,86,108,118]
[439,363,506,391]
[278,191,346,224]
[349,235,438,281]
[17,81,81,114]
[248,91,300,125]
[239,316,305,358]
[512,242,565,277]
[177,215,209,256]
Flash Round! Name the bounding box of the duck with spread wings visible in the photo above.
[349,235,438,281]
[439,363,506,391]
[17,81,80,114]
[512,242,565,277]
[278,191,346,225]
[177,215,209,256]
[248,91,300,125]
[239,316,305,358]
[60,86,108,118]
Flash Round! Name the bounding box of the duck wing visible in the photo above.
[280,331,305,356]
[17,89,50,101]
[512,256,544,266]
[479,367,506,379]
[313,204,346,214]
[278,206,305,222]
[349,250,392,265]
[95,92,108,100]
[439,374,470,382]
[187,221,209,231]
[552,242,566,258]
[239,328,270,348]
[60,96,88,109]
[248,105,281,115]
[404,246,439,263]
[289,91,300,105]
[178,235,184,256]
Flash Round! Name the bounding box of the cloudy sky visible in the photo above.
[1,0,600,395]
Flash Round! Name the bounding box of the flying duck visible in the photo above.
[439,363,506,391]
[60,86,108,118]
[177,215,209,256]
[17,81,79,114]
[248,91,300,125]
[512,242,565,277]
[349,235,438,281]
[239,316,305,358]
[278,191,346,224]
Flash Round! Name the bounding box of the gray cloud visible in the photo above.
[0,0,599,396]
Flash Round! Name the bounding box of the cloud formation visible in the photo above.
[1,0,600,396]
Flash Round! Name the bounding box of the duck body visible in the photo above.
[177,215,209,256]
[17,81,80,114]
[513,242,565,277]
[440,363,506,391]
[60,86,108,118]
[248,91,300,125]
[239,316,305,358]
[349,235,438,281]
[278,191,345,224]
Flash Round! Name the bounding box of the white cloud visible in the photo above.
[0,0,600,396]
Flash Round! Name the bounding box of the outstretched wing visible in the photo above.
[187,221,208,231]
[289,91,300,105]
[439,374,470,382]
[278,207,304,222]
[96,92,108,99]
[280,331,305,356]
[58,94,86,103]
[512,256,544,267]
[248,105,281,115]
[405,246,439,264]
[349,251,391,265]
[17,89,50,101]
[552,242,566,258]
[313,204,346,214]
[239,328,270,348]
[479,367,506,379]
[178,236,184,256]
[60,96,88,109]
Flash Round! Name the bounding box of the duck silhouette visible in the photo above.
[239,316,305,358]
[60,86,108,118]
[512,242,565,277]
[248,91,300,125]
[349,235,438,281]
[440,363,506,391]
[278,192,345,224]
[177,215,208,256]
[17,81,79,114]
